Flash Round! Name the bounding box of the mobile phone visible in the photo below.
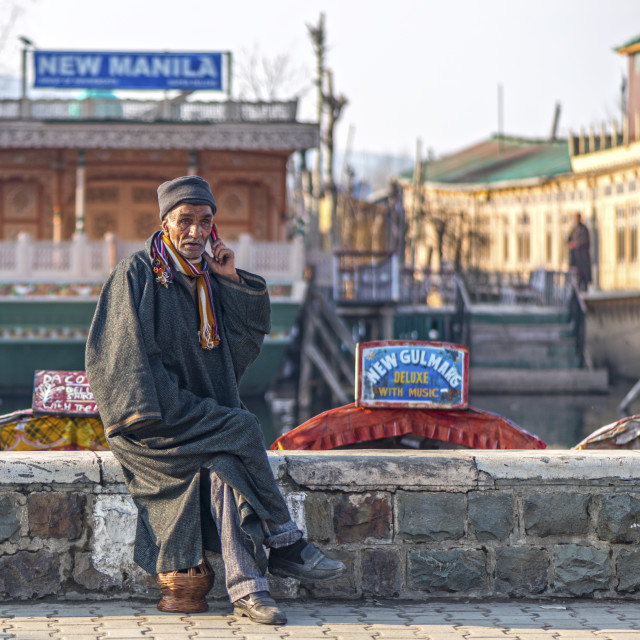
[209,224,218,249]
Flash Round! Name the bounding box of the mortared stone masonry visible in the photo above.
[1,450,640,601]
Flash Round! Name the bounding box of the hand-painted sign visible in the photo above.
[33,370,98,416]
[34,51,224,91]
[356,341,469,409]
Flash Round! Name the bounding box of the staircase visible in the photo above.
[452,275,609,394]
[297,285,357,418]
[470,308,581,370]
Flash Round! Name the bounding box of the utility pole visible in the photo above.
[19,36,35,119]
[409,138,424,267]
[307,13,326,252]
[338,124,355,249]
[498,83,504,153]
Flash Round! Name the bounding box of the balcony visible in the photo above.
[0,233,306,293]
[0,98,299,123]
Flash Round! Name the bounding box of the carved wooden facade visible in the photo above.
[0,106,318,242]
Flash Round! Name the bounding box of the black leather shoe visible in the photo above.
[268,542,346,583]
[233,591,287,625]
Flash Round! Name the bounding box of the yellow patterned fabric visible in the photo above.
[0,411,108,451]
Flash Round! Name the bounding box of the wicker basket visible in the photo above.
[156,556,215,613]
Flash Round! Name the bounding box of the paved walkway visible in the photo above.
[1,599,639,639]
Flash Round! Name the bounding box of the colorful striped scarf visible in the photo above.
[150,230,221,349]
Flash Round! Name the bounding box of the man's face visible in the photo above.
[162,203,214,260]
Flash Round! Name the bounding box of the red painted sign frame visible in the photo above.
[32,370,98,416]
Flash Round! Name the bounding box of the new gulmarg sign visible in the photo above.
[33,51,224,91]
[356,341,469,409]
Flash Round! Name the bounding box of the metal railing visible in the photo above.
[0,98,299,123]
[332,250,400,303]
[453,275,472,346]
[461,269,573,307]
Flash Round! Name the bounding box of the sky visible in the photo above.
[1,0,639,173]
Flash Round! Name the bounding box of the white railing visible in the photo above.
[0,99,299,123]
[0,234,109,281]
[0,232,305,285]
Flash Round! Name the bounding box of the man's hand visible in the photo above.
[203,226,240,281]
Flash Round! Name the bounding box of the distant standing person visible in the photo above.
[568,213,591,291]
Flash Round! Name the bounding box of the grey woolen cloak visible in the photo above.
[85,236,291,575]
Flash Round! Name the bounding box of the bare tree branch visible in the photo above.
[235,44,309,101]
[0,1,37,76]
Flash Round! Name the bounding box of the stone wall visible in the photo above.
[1,450,640,602]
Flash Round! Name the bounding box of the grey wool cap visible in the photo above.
[157,176,217,220]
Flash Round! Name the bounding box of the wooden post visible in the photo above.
[623,115,630,145]
[297,294,315,422]
[188,150,198,175]
[74,149,86,235]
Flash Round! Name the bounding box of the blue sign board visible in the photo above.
[356,340,469,409]
[34,51,224,91]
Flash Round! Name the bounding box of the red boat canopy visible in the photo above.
[271,403,546,451]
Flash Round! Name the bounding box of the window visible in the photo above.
[604,185,612,196]
[518,232,530,263]
[560,235,568,264]
[617,207,626,263]
[617,182,625,194]
[524,234,531,262]
[618,227,626,263]
[546,231,553,263]
[503,233,509,261]
[631,206,638,263]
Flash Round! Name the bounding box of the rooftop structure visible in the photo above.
[615,33,640,138]
[0,97,316,152]
[402,135,571,187]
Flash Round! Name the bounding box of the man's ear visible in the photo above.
[161,217,169,234]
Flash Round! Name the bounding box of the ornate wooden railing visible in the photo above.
[0,98,299,123]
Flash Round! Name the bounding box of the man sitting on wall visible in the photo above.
[86,176,345,625]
